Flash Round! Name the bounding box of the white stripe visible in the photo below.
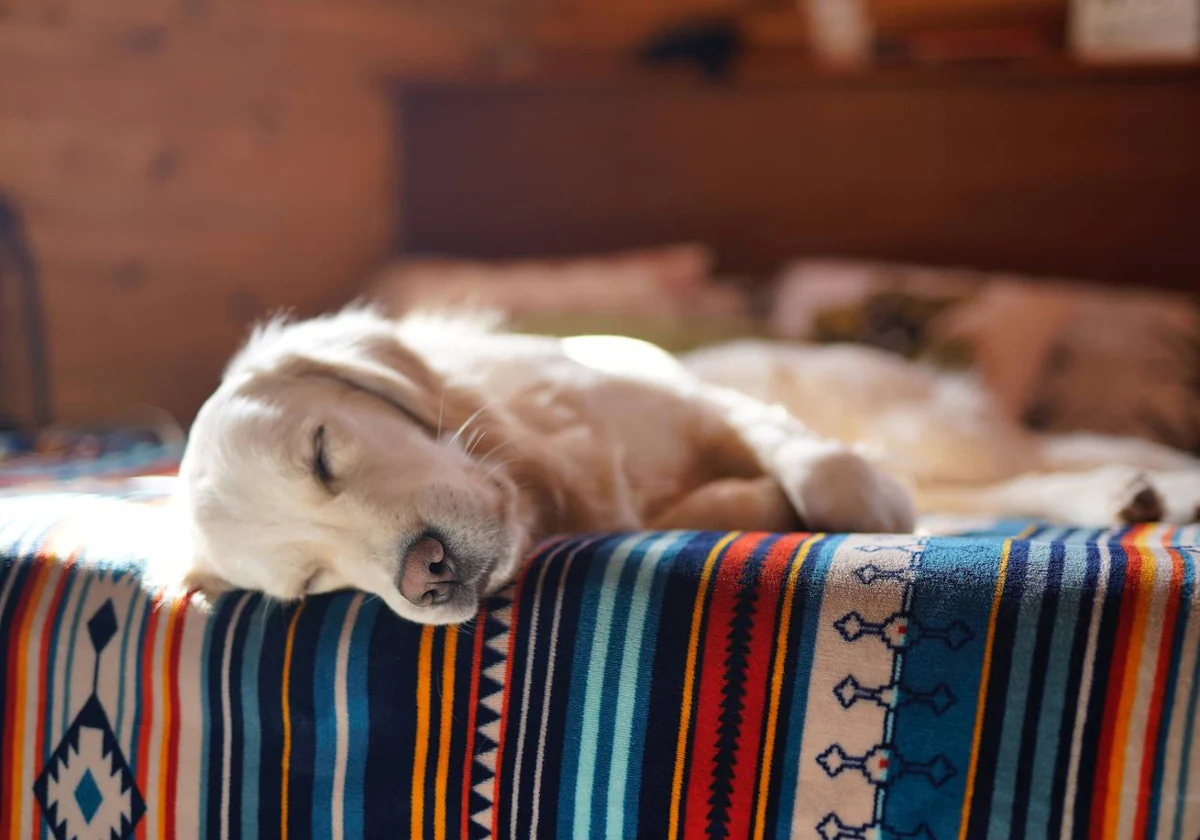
[509,540,576,839]
[1060,537,1113,838]
[119,583,150,747]
[221,595,252,838]
[529,538,600,836]
[332,593,365,840]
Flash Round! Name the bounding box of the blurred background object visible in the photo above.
[0,0,1197,443]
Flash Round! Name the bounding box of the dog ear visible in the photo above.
[276,334,450,431]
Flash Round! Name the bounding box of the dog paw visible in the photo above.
[1145,470,1200,524]
[775,444,917,534]
[1118,474,1164,524]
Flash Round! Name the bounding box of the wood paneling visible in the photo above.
[0,5,503,427]
[400,66,1200,289]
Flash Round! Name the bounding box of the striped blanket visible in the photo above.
[1,487,1198,840]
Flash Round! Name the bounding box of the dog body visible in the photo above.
[178,309,1198,624]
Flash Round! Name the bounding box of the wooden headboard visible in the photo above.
[399,64,1200,291]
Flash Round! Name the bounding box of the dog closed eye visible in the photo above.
[312,425,337,492]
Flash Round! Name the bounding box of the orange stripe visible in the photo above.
[435,627,459,840]
[667,532,738,840]
[31,558,76,840]
[958,538,1013,840]
[135,596,163,840]
[1103,527,1156,839]
[1133,527,1185,837]
[3,560,51,837]
[751,535,819,840]
[412,625,436,839]
[280,604,305,840]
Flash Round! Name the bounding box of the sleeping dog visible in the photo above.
[176,308,1200,624]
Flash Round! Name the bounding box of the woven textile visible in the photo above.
[1,489,1198,840]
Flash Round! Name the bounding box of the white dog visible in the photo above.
[177,309,1199,624]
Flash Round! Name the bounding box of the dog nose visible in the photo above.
[400,535,460,606]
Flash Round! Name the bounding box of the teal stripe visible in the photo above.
[623,533,688,839]
[774,535,841,840]
[573,534,647,840]
[1026,540,1091,840]
[114,583,142,737]
[556,535,625,838]
[606,533,686,838]
[987,540,1051,837]
[240,599,266,840]
[312,594,353,840]
[61,570,94,730]
[344,596,380,840]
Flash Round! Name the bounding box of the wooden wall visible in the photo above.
[401,65,1200,287]
[0,0,508,427]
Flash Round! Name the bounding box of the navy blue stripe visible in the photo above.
[362,600,424,836]
[255,603,292,837]
[636,531,725,838]
[1070,539,1127,839]
[1011,540,1066,838]
[965,538,1031,838]
[202,595,238,837]
[1047,540,1102,837]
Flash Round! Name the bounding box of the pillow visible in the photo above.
[364,244,760,352]
[768,259,1200,452]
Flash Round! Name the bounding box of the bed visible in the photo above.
[1,453,1198,840]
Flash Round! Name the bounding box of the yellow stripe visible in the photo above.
[752,534,821,840]
[1103,527,1155,839]
[434,627,459,840]
[667,532,739,840]
[411,625,435,839]
[958,539,1012,840]
[280,604,305,840]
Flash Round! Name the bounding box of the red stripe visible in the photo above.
[135,597,162,840]
[1,559,49,838]
[682,534,765,839]
[1089,530,1143,835]
[30,557,76,840]
[460,602,488,839]
[725,535,801,839]
[164,599,189,840]
[1132,531,1185,838]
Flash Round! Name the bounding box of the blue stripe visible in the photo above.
[774,534,843,840]
[623,532,683,839]
[240,600,267,840]
[607,532,686,839]
[198,596,218,840]
[1170,540,1199,840]
[128,578,151,776]
[114,582,142,737]
[575,534,648,839]
[312,594,353,840]
[60,569,94,731]
[344,595,381,840]
[557,533,631,838]
[987,539,1051,836]
[1026,540,1090,840]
